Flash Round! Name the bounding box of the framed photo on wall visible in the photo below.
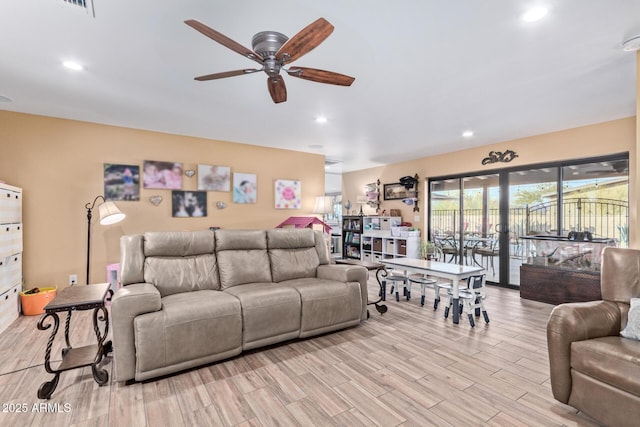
[104,163,140,201]
[197,164,230,191]
[274,179,301,209]
[233,173,257,204]
[143,160,183,189]
[171,191,207,217]
[383,182,411,200]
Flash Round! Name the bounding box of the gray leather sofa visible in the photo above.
[547,247,640,427]
[111,228,367,382]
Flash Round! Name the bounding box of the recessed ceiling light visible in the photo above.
[462,130,474,138]
[62,61,84,71]
[522,7,548,22]
[622,35,640,52]
[315,116,327,124]
[0,95,12,103]
[308,144,323,149]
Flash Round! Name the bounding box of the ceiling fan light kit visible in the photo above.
[185,18,355,103]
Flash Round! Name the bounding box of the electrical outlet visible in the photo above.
[69,274,78,286]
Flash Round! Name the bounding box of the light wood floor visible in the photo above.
[0,280,603,427]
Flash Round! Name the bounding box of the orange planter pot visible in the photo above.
[20,287,57,316]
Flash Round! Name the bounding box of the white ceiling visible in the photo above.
[1,1,639,173]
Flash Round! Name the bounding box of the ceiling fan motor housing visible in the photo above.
[252,31,288,58]
[252,31,289,77]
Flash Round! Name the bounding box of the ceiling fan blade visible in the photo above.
[194,69,261,81]
[185,19,264,64]
[267,76,287,103]
[276,18,334,64]
[286,67,355,86]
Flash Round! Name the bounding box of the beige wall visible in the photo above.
[0,111,325,287]
[343,117,636,242]
[635,51,640,247]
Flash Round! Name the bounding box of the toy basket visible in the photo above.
[20,287,57,316]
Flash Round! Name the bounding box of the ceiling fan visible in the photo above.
[185,18,355,103]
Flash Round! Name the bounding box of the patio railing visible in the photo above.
[431,198,628,247]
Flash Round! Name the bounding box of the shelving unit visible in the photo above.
[343,215,420,262]
[342,216,363,259]
[0,183,22,335]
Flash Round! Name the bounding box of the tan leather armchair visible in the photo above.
[547,247,640,427]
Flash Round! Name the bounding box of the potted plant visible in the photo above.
[419,240,437,260]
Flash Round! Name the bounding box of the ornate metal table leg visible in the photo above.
[366,267,388,315]
[62,310,72,356]
[37,312,61,399]
[37,374,60,400]
[91,306,110,384]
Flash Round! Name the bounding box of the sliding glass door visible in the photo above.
[428,154,628,288]
[508,168,559,286]
[430,174,501,283]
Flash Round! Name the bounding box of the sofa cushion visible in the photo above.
[144,254,219,296]
[144,230,215,257]
[133,290,242,374]
[224,282,301,350]
[571,335,640,397]
[267,229,320,282]
[621,298,640,340]
[216,230,272,289]
[280,277,362,337]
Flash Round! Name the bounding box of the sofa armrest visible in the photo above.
[547,300,621,403]
[317,264,368,320]
[111,283,162,382]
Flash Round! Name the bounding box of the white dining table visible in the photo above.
[381,258,484,324]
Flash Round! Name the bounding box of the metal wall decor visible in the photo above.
[481,150,518,165]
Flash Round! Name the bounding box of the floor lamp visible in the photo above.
[313,196,334,256]
[85,195,126,285]
[312,196,333,222]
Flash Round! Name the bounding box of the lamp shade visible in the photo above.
[98,201,126,225]
[312,196,333,214]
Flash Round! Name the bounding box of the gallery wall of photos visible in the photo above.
[104,161,302,218]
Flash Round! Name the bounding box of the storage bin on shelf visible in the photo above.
[398,240,407,255]
[380,217,393,231]
[386,240,395,253]
[20,287,57,315]
[391,226,408,237]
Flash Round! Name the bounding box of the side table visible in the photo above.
[37,283,112,399]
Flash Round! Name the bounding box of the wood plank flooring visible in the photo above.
[0,279,603,426]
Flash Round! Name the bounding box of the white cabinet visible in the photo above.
[0,184,22,335]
